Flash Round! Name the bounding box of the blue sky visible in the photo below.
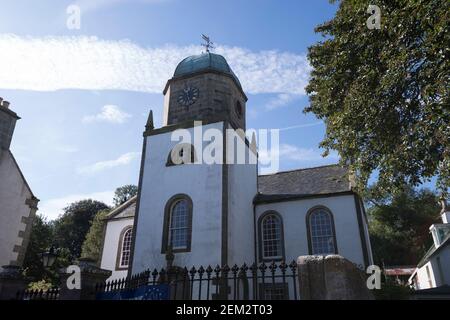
[1,0,346,219]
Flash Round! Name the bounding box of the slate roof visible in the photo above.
[105,196,137,220]
[256,164,352,203]
[417,232,450,268]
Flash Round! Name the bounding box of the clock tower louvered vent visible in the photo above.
[162,52,247,131]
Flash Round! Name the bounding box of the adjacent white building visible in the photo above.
[100,53,373,295]
[409,201,450,293]
[0,98,38,269]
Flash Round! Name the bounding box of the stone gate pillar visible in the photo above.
[297,255,373,300]
[58,258,111,300]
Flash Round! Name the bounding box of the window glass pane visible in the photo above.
[262,214,282,258]
[310,209,336,255]
[169,199,189,249]
[120,229,132,267]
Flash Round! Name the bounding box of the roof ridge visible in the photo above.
[259,163,345,177]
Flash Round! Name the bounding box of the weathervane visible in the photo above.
[201,34,215,53]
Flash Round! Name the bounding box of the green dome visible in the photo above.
[173,52,242,88]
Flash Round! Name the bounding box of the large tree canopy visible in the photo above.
[53,199,110,260]
[305,0,449,195]
[367,185,441,265]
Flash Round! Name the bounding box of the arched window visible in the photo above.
[166,143,197,166]
[162,195,193,253]
[117,227,133,269]
[307,207,337,255]
[259,212,284,261]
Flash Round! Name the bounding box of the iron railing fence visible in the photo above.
[16,287,60,300]
[96,261,299,300]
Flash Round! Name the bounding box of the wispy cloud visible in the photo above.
[82,105,131,124]
[77,152,140,174]
[259,144,339,166]
[72,0,170,14]
[265,93,301,111]
[0,35,310,96]
[38,190,114,220]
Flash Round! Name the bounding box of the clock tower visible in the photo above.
[162,52,247,131]
[131,51,257,283]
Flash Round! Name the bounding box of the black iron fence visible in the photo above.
[16,287,60,300]
[96,261,299,300]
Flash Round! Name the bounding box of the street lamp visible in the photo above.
[41,246,58,268]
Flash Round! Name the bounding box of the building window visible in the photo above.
[117,227,132,269]
[166,143,197,166]
[258,212,284,261]
[162,194,193,253]
[259,283,289,300]
[307,207,337,255]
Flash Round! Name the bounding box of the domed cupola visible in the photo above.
[173,53,242,90]
[162,52,247,131]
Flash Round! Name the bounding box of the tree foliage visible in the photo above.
[53,199,109,260]
[305,0,449,195]
[367,185,441,265]
[22,215,53,280]
[81,209,109,264]
[113,184,138,207]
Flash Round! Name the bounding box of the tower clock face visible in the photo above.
[177,86,199,107]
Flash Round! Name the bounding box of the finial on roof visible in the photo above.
[145,110,154,131]
[201,34,215,53]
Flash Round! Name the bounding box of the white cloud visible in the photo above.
[0,35,311,96]
[265,93,301,110]
[82,105,131,124]
[38,190,114,220]
[77,152,140,174]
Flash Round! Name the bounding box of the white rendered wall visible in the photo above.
[100,217,134,281]
[0,150,34,267]
[132,122,225,275]
[415,245,450,289]
[255,194,367,268]
[226,124,258,266]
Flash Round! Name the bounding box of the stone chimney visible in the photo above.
[0,97,20,151]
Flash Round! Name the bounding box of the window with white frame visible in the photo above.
[261,213,283,259]
[119,228,132,268]
[169,199,190,249]
[309,208,336,255]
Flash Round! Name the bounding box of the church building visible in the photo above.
[100,52,373,290]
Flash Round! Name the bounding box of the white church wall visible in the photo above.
[0,150,35,267]
[226,133,258,265]
[255,194,366,268]
[132,122,225,275]
[100,217,134,281]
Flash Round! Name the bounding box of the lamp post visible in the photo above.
[41,246,58,268]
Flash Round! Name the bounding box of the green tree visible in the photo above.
[113,184,138,207]
[305,0,449,195]
[53,200,110,261]
[367,185,441,265]
[81,209,110,265]
[22,215,53,281]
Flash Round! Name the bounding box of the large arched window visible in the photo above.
[117,227,133,269]
[162,194,193,253]
[258,212,285,261]
[307,207,337,255]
